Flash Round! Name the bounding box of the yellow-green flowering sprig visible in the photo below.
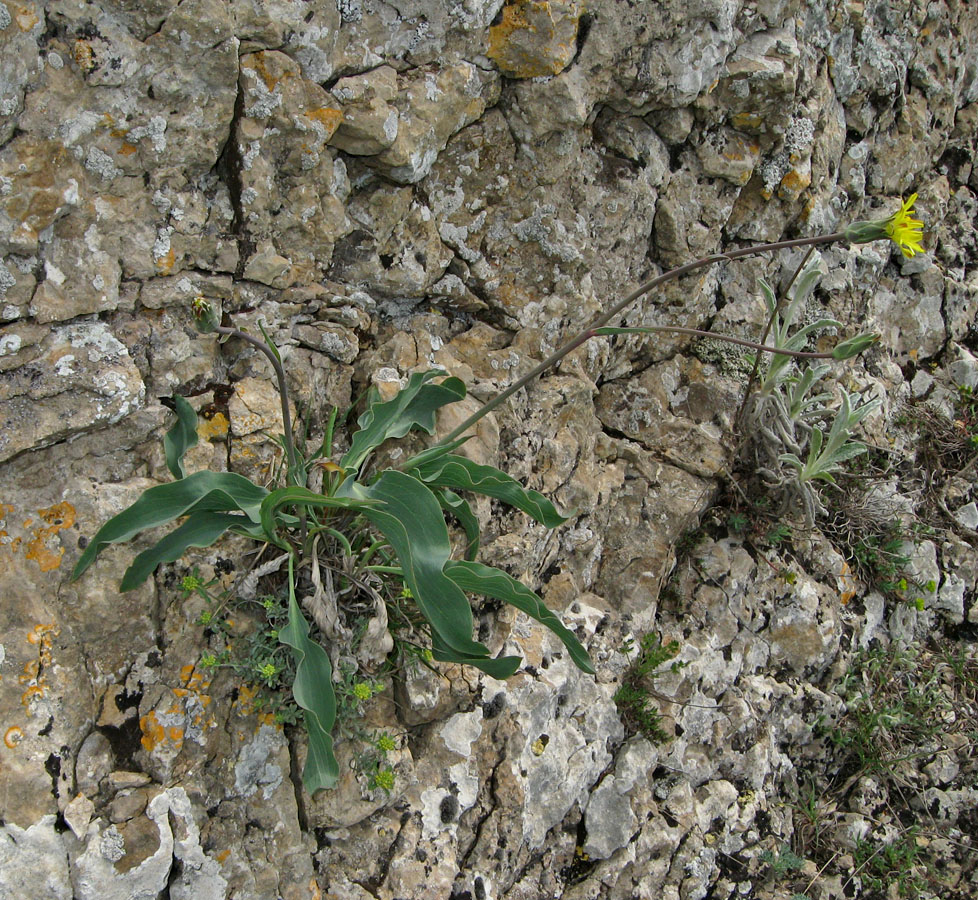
[845,194,925,258]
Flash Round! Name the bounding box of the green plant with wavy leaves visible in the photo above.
[73,368,593,794]
[73,198,919,793]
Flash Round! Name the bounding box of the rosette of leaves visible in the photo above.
[73,370,593,793]
[737,263,880,524]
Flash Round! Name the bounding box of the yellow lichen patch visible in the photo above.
[4,726,24,749]
[306,107,344,139]
[73,39,96,72]
[140,711,165,751]
[731,112,764,131]
[216,849,231,864]
[197,411,229,441]
[156,247,176,274]
[488,0,582,79]
[309,878,322,900]
[24,502,75,572]
[15,3,40,30]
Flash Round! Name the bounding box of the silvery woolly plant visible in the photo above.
[72,195,924,794]
[739,257,882,525]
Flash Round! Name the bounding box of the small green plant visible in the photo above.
[74,367,594,793]
[853,829,928,898]
[759,845,806,878]
[614,634,684,744]
[737,259,881,525]
[823,645,948,778]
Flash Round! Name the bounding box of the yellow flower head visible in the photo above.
[883,193,925,258]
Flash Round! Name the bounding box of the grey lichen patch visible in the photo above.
[234,724,285,799]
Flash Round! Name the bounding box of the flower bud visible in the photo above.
[831,332,879,360]
[191,295,221,333]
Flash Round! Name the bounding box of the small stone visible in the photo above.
[109,788,150,823]
[953,502,978,531]
[242,242,294,288]
[75,732,115,796]
[105,771,153,791]
[63,794,95,840]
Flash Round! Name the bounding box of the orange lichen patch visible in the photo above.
[15,4,40,30]
[247,51,296,92]
[4,726,24,749]
[839,561,857,606]
[306,107,344,138]
[309,879,322,900]
[779,167,812,194]
[156,247,176,274]
[488,0,581,79]
[24,503,76,572]
[215,849,231,864]
[118,143,139,156]
[19,623,58,707]
[198,411,229,441]
[140,711,165,751]
[234,683,279,729]
[73,39,96,72]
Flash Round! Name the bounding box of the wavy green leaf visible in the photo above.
[258,486,377,547]
[72,472,269,581]
[279,557,339,794]
[444,559,594,674]
[431,632,521,678]
[340,370,466,472]
[162,395,199,480]
[434,487,480,560]
[120,512,249,591]
[413,455,568,528]
[350,470,494,662]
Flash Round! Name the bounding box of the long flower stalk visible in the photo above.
[435,232,847,447]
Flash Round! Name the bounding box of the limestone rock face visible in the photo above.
[2,0,977,898]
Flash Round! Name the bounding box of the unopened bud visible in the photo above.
[844,220,889,245]
[191,295,221,333]
[831,332,879,359]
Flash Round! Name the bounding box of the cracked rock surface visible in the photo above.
[2,1,977,898]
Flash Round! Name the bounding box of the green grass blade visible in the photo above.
[444,559,595,674]
[72,472,269,581]
[120,512,247,591]
[414,455,568,527]
[162,395,199,480]
[279,557,339,794]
